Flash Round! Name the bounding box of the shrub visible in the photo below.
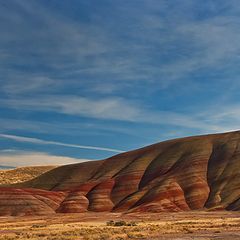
[31,224,47,228]
[127,221,137,226]
[106,220,115,226]
[114,221,127,226]
[106,220,138,227]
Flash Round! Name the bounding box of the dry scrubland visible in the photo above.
[0,211,240,240]
[0,166,57,185]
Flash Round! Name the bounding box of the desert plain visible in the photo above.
[0,211,240,239]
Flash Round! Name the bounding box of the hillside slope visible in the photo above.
[1,131,240,216]
[0,166,57,185]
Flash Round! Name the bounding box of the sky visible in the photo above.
[1,0,240,167]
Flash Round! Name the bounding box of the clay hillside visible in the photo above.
[1,131,240,216]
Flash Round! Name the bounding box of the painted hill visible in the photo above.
[1,131,240,216]
[0,166,57,185]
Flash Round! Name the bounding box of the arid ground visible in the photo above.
[0,211,240,239]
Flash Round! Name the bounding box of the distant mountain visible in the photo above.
[1,131,240,216]
[0,165,15,170]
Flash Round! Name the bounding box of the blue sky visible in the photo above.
[1,0,240,167]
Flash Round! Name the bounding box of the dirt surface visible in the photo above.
[0,211,240,239]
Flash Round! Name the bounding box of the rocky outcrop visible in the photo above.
[1,131,240,216]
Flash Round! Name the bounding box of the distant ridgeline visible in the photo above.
[0,166,57,185]
[0,165,15,170]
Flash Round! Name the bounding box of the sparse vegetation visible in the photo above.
[0,166,57,185]
[107,220,137,227]
[0,212,239,239]
[31,224,47,228]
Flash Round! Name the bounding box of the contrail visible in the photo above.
[0,134,124,153]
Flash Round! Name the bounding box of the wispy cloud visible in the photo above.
[1,0,240,97]
[0,95,224,132]
[0,0,238,97]
[1,75,56,95]
[0,134,124,153]
[0,150,84,167]
[1,0,240,158]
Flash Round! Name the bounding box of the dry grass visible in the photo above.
[0,166,57,185]
[0,211,240,239]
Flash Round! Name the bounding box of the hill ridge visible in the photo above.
[1,130,240,216]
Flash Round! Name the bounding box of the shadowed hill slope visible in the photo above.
[1,131,240,216]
